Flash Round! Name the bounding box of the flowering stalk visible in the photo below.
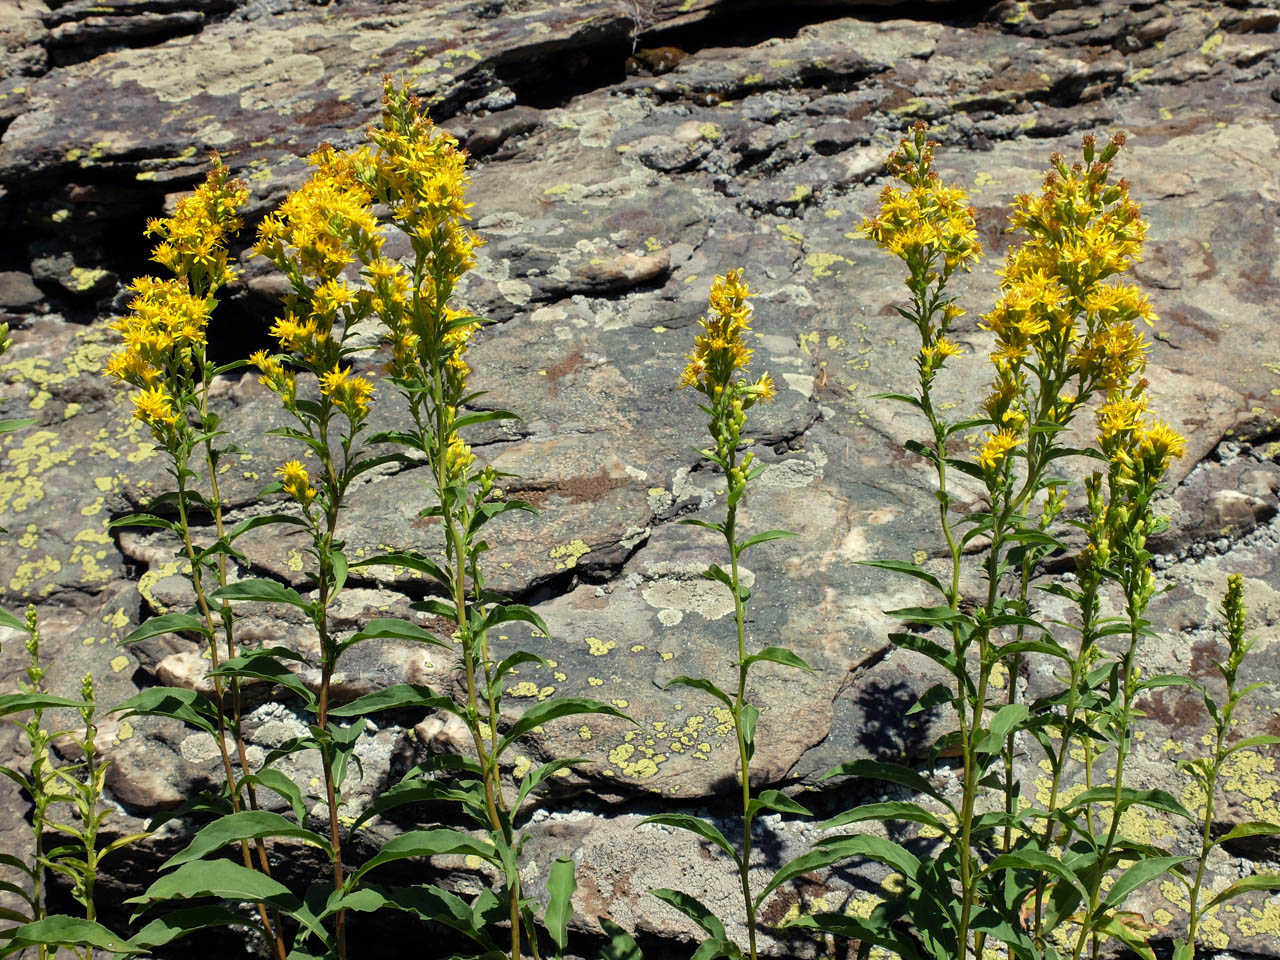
[250,141,384,960]
[104,158,289,960]
[645,269,807,960]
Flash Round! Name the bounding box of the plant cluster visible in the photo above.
[0,100,1276,960]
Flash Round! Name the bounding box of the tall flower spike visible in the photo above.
[680,269,775,406]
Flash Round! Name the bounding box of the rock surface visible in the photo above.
[2,0,1280,957]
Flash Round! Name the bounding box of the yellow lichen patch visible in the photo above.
[137,558,187,614]
[805,252,853,279]
[776,223,804,245]
[588,677,604,686]
[512,755,532,779]
[110,655,130,673]
[606,741,665,779]
[549,539,590,570]
[630,644,644,652]
[0,430,77,514]
[578,725,592,741]
[585,636,615,656]
[9,554,61,593]
[507,681,540,698]
[286,549,305,572]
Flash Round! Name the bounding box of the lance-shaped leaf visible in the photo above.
[822,801,949,834]
[210,653,316,710]
[1204,873,1280,910]
[163,811,331,869]
[474,602,549,639]
[349,550,450,588]
[1217,821,1280,845]
[351,829,500,883]
[0,693,85,719]
[757,835,920,909]
[745,789,811,820]
[107,513,175,533]
[122,612,211,645]
[128,859,298,911]
[546,857,577,954]
[819,759,955,814]
[650,889,727,941]
[1100,856,1190,912]
[640,815,738,863]
[743,646,813,674]
[5,916,142,954]
[211,579,309,610]
[0,607,29,633]
[497,697,630,757]
[734,529,796,557]
[343,617,446,649]
[514,757,586,812]
[1065,787,1194,822]
[785,913,924,960]
[857,558,944,595]
[983,849,1088,904]
[975,703,1030,754]
[129,905,264,949]
[327,684,456,718]
[110,688,218,735]
[664,675,732,708]
[240,769,307,824]
[597,917,642,960]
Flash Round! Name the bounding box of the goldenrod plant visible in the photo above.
[0,609,142,959]
[102,157,293,960]
[782,124,1233,960]
[640,268,814,960]
[1170,575,1280,960]
[116,81,627,960]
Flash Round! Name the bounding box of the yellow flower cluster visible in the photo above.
[679,268,776,404]
[105,156,247,436]
[276,460,317,506]
[319,363,375,420]
[146,154,248,288]
[362,80,485,390]
[861,122,981,383]
[978,133,1169,478]
[252,145,381,377]
[862,123,982,287]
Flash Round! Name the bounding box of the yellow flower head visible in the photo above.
[319,364,375,420]
[977,428,1022,472]
[276,460,317,505]
[146,153,248,292]
[1135,419,1186,474]
[131,385,180,431]
[680,269,772,404]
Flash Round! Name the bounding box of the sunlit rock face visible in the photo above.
[1,1,1279,955]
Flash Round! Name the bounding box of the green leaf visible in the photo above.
[1091,914,1157,960]
[514,758,586,812]
[680,517,726,535]
[649,889,726,941]
[639,815,737,862]
[497,697,630,756]
[129,905,262,948]
[984,849,1088,902]
[1065,787,1195,822]
[818,759,954,813]
[597,917,642,960]
[107,513,175,532]
[344,617,446,649]
[349,551,450,588]
[329,549,348,597]
[740,703,759,759]
[0,609,26,634]
[1217,822,1280,845]
[702,563,735,592]
[1223,735,1280,757]
[349,781,467,833]
[743,646,814,674]
[454,409,520,430]
[869,391,923,409]
[664,675,732,708]
[211,579,309,609]
[210,653,316,710]
[226,513,307,542]
[857,558,944,594]
[822,801,949,834]
[976,703,1030,754]
[5,916,142,953]
[0,693,85,718]
[546,857,577,954]
[756,835,919,909]
[163,811,331,869]
[906,683,953,716]
[746,789,812,820]
[1204,873,1280,911]
[0,417,37,433]
[352,829,500,883]
[492,651,550,693]
[129,859,297,908]
[785,914,923,960]
[109,688,219,734]
[735,530,796,555]
[690,939,742,960]
[1101,856,1190,912]
[122,612,210,645]
[476,603,550,639]
[326,684,455,718]
[240,769,307,824]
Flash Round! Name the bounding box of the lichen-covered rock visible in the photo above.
[1,1,1279,957]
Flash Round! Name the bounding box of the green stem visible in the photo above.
[726,499,758,960]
